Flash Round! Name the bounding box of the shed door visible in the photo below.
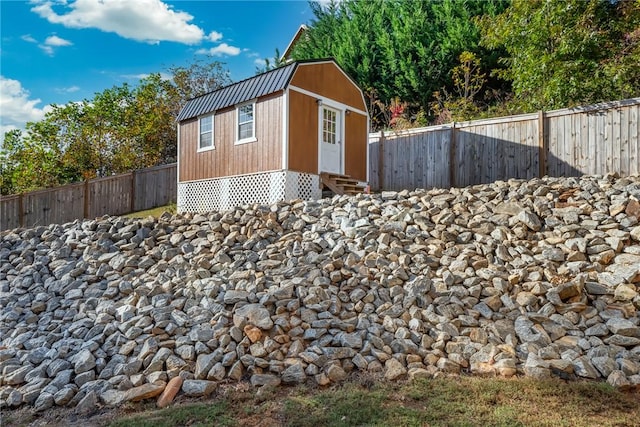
[320,106,342,174]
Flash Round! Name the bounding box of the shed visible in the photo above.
[176,58,369,213]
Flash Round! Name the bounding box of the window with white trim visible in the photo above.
[236,102,256,144]
[199,115,213,151]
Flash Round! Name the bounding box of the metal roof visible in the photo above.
[177,62,298,122]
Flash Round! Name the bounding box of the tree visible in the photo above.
[256,48,287,74]
[167,58,230,117]
[480,0,640,111]
[0,125,70,194]
[290,0,507,128]
[431,51,487,123]
[129,73,180,166]
[1,58,231,194]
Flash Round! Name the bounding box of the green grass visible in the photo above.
[108,401,233,427]
[100,376,640,427]
[123,203,176,219]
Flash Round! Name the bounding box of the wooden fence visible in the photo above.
[369,97,640,191]
[2,98,638,229]
[1,163,177,230]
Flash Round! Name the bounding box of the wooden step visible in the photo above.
[320,172,365,196]
[335,178,360,185]
[340,184,362,191]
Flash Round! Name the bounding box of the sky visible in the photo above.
[0,0,317,140]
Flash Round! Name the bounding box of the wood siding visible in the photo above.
[288,90,318,175]
[179,94,283,182]
[290,62,366,112]
[345,112,368,181]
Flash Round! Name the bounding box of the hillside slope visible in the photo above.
[1,174,639,415]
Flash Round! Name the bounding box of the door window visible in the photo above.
[322,108,337,145]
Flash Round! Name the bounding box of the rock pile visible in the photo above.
[1,174,640,413]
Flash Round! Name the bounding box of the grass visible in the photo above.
[123,203,176,219]
[3,375,638,426]
[94,375,639,427]
[108,400,233,427]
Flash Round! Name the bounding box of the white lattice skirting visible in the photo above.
[177,170,321,213]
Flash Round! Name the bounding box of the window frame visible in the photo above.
[235,101,257,145]
[198,113,214,152]
[322,107,338,145]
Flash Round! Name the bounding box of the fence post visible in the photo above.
[130,170,137,213]
[538,110,547,178]
[83,179,90,219]
[449,122,457,188]
[378,131,385,191]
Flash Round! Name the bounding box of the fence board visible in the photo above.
[0,195,21,230]
[630,105,639,174]
[368,139,380,190]
[620,106,629,176]
[22,183,85,228]
[606,108,615,173]
[133,163,178,211]
[89,174,133,218]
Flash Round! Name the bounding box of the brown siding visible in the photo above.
[345,112,368,181]
[288,90,318,174]
[290,62,366,112]
[179,94,283,182]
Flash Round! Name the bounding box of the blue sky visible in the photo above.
[0,0,316,139]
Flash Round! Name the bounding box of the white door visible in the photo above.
[320,106,342,174]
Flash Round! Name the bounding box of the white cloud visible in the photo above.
[207,31,223,42]
[44,35,72,46]
[254,58,266,67]
[39,45,55,56]
[196,43,241,57]
[40,35,73,55]
[1,124,19,141]
[120,72,172,81]
[31,0,206,45]
[0,76,52,141]
[21,34,37,43]
[22,32,73,56]
[121,73,154,80]
[55,85,80,94]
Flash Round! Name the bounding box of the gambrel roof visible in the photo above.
[177,58,362,122]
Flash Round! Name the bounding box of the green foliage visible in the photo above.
[291,0,508,128]
[167,59,230,114]
[480,0,640,111]
[255,48,287,74]
[431,51,487,123]
[0,128,68,194]
[1,59,230,195]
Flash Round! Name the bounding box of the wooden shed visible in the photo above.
[176,58,369,213]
